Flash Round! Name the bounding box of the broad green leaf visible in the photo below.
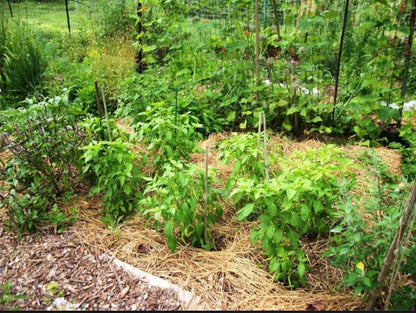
[237,203,255,220]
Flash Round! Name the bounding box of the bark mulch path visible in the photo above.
[0,226,190,311]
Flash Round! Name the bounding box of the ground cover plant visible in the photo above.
[1,0,416,311]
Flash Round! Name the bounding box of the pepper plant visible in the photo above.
[230,144,357,287]
[139,160,224,251]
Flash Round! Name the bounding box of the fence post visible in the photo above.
[65,0,71,33]
[7,0,13,18]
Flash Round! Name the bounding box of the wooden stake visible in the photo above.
[94,81,102,121]
[204,145,209,244]
[263,113,270,183]
[100,86,112,142]
[257,112,262,150]
[291,58,299,135]
[365,177,416,310]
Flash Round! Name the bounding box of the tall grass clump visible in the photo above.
[1,22,46,105]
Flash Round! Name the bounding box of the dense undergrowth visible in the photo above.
[0,0,415,310]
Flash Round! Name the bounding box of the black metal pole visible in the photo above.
[7,0,13,18]
[332,0,350,125]
[65,0,71,33]
[135,1,144,73]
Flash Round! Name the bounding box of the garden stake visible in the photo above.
[366,176,416,310]
[204,145,208,244]
[257,112,262,150]
[100,86,112,142]
[263,113,269,183]
[384,205,416,310]
[94,81,102,122]
[291,58,299,135]
[332,0,350,125]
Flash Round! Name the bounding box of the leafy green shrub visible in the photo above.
[0,95,87,235]
[323,150,405,300]
[231,144,356,287]
[81,138,146,224]
[139,160,223,251]
[218,132,270,190]
[135,104,203,175]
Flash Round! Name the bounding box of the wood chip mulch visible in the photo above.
[0,226,187,311]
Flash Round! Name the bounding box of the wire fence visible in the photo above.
[2,0,308,34]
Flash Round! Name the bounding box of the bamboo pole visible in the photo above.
[257,112,262,150]
[263,113,270,182]
[94,81,102,121]
[291,58,299,135]
[203,145,209,244]
[100,87,112,142]
[365,177,416,310]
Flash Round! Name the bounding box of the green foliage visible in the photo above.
[135,104,203,175]
[323,149,405,300]
[0,280,27,310]
[218,131,272,215]
[0,95,87,235]
[2,23,47,102]
[97,0,134,38]
[139,160,223,251]
[81,138,146,224]
[230,144,356,287]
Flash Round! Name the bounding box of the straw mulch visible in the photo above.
[72,130,403,311]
